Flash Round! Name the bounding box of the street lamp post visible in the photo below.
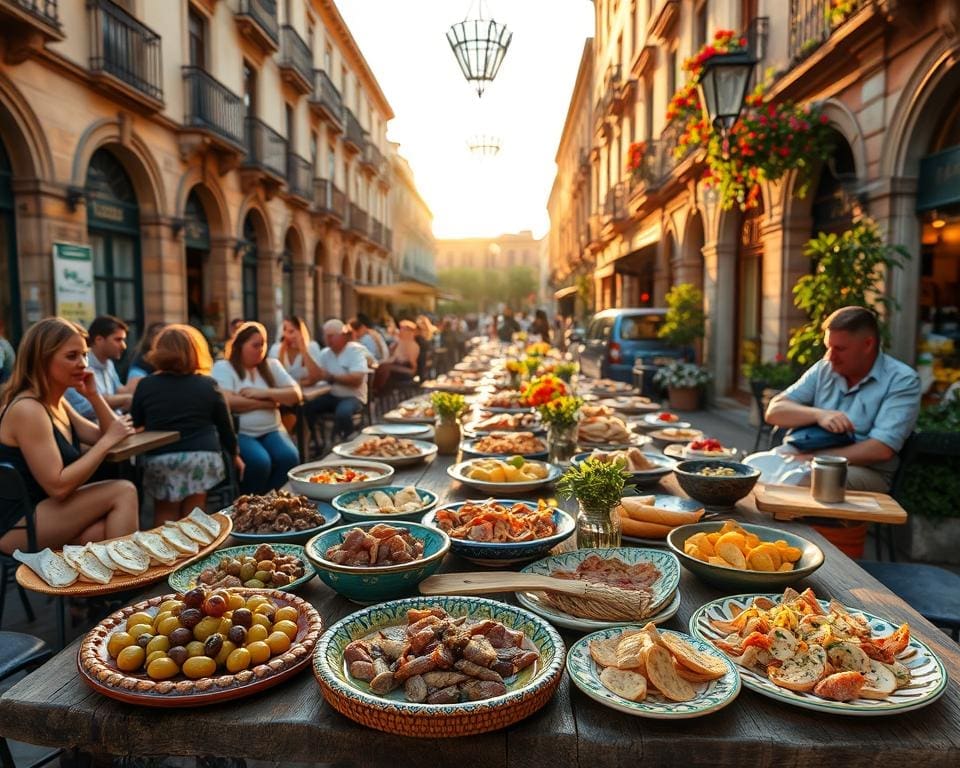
[695,50,758,137]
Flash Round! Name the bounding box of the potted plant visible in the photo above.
[653,361,712,411]
[658,283,705,357]
[538,395,583,465]
[431,392,467,455]
[556,456,628,549]
[553,361,579,384]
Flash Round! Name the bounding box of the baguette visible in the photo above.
[618,515,674,539]
[619,497,705,526]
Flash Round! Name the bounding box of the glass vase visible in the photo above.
[576,501,622,549]
[547,422,579,466]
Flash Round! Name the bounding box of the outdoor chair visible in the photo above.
[0,631,59,768]
[857,560,960,642]
[750,381,775,452]
[205,447,241,513]
[311,371,376,457]
[0,465,37,628]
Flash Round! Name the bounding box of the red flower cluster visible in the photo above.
[521,374,567,407]
[625,141,647,173]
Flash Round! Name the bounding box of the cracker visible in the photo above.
[599,667,647,702]
[642,645,696,702]
[660,634,727,678]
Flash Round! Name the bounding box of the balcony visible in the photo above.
[370,219,383,247]
[278,24,312,95]
[401,264,436,285]
[648,0,680,40]
[236,0,278,54]
[384,226,392,251]
[285,152,312,204]
[309,70,344,131]
[87,0,163,110]
[241,117,286,191]
[658,117,696,182]
[313,178,346,221]
[181,67,245,153]
[343,109,364,153]
[788,0,865,62]
[602,182,629,226]
[0,1,63,62]
[360,139,385,175]
[347,202,367,237]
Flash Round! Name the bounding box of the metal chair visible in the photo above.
[0,465,37,628]
[0,631,60,768]
[750,381,774,452]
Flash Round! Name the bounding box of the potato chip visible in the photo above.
[717,541,747,569]
[747,550,776,572]
[589,636,620,669]
[687,532,715,556]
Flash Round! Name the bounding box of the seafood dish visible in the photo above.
[344,606,540,704]
[551,553,661,593]
[351,436,424,458]
[705,588,916,702]
[434,500,557,542]
[308,466,382,484]
[462,458,549,483]
[339,486,427,514]
[682,520,803,572]
[194,543,306,589]
[231,491,326,533]
[586,447,659,472]
[324,524,425,567]
[480,391,528,410]
[471,431,547,456]
[468,411,541,433]
[578,414,633,445]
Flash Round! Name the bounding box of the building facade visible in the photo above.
[436,231,542,273]
[0,0,399,347]
[548,0,960,399]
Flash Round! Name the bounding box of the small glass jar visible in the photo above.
[576,501,622,549]
[547,422,579,465]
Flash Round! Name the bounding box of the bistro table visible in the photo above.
[104,430,180,463]
[1,453,959,767]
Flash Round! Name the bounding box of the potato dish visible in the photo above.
[683,520,802,571]
[463,457,549,483]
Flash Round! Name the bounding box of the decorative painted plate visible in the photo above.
[459,437,549,461]
[331,486,439,523]
[571,450,673,488]
[222,505,342,545]
[313,595,565,737]
[333,438,438,467]
[576,432,654,451]
[690,594,949,716]
[567,627,740,718]
[447,459,562,495]
[167,543,316,594]
[619,494,707,546]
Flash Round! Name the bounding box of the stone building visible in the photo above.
[548,0,960,400]
[0,0,403,347]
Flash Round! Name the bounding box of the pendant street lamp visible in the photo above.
[696,49,757,137]
[447,2,512,98]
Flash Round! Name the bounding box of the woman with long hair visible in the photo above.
[131,325,242,524]
[125,320,166,389]
[0,317,138,553]
[211,322,301,494]
[269,316,324,385]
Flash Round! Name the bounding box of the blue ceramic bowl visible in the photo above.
[421,501,576,566]
[673,460,761,509]
[331,486,439,523]
[222,505,342,545]
[167,543,317,593]
[571,451,676,489]
[304,521,449,604]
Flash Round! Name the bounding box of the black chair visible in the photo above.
[750,381,774,452]
[205,448,240,513]
[0,465,37,628]
[0,631,60,768]
[858,560,960,642]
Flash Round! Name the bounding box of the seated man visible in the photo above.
[65,315,133,420]
[744,306,920,492]
[308,319,370,441]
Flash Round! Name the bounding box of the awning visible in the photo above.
[353,281,439,299]
[554,285,578,299]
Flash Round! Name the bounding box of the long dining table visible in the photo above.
[1,449,959,767]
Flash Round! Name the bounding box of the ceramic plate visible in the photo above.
[333,438,438,467]
[167,543,316,593]
[583,381,635,396]
[664,444,739,460]
[567,627,740,718]
[420,380,478,394]
[690,594,948,716]
[642,414,692,429]
[571,450,674,488]
[577,433,654,451]
[331,486,439,523]
[648,428,704,445]
[460,437,549,460]
[382,408,435,424]
[619,494,707,546]
[447,459,562,495]
[313,595,565,737]
[598,397,661,414]
[361,423,433,439]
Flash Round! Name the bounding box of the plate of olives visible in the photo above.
[167,543,316,594]
[77,586,323,706]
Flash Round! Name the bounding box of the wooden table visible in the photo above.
[104,430,179,462]
[2,454,959,767]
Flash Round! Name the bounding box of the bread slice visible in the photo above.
[65,546,114,584]
[87,542,119,571]
[187,508,221,538]
[176,519,214,545]
[13,548,79,588]
[61,545,88,572]
[600,667,647,702]
[133,531,180,566]
[107,539,151,575]
[161,523,199,555]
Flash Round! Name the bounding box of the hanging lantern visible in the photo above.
[467,134,502,157]
[447,2,512,97]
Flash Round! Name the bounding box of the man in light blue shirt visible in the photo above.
[746,306,920,491]
[66,315,132,421]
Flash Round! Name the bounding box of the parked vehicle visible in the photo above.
[577,308,689,390]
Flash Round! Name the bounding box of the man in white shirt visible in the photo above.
[65,315,133,420]
[309,319,370,440]
[349,313,389,362]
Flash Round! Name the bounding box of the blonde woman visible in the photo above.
[0,317,138,553]
[130,325,241,524]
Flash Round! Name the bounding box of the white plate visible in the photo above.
[577,433,653,451]
[642,413,692,429]
[663,444,739,460]
[333,438,438,467]
[287,460,395,501]
[598,397,661,414]
[648,428,704,445]
[361,423,433,439]
[518,586,681,633]
[567,627,741,718]
[447,459,562,494]
[690,594,949,716]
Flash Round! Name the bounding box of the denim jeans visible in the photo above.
[237,430,300,494]
[307,393,363,440]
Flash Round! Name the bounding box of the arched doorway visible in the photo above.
[735,199,765,395]
[0,134,18,345]
[86,148,143,341]
[184,189,211,328]
[811,130,857,238]
[239,212,261,321]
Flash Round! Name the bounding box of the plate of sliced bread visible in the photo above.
[13,508,232,596]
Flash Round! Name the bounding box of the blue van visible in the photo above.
[577,308,688,385]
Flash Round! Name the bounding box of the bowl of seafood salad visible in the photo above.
[333,436,438,467]
[304,521,449,604]
[332,486,439,523]
[287,460,395,501]
[421,500,576,566]
[313,595,565,736]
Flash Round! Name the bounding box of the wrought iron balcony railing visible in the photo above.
[243,116,286,178]
[279,24,312,91]
[236,0,278,47]
[384,226,392,251]
[314,178,346,219]
[182,67,245,147]
[343,108,364,151]
[370,219,383,246]
[6,0,59,27]
[347,202,367,236]
[361,139,385,174]
[87,0,163,103]
[789,0,864,62]
[602,182,629,223]
[310,69,344,129]
[286,152,312,201]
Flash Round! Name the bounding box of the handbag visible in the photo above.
[782,425,855,452]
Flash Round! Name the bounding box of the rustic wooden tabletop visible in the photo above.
[104,430,180,463]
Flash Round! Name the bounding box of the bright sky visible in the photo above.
[335,0,594,239]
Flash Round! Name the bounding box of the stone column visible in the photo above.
[293,261,311,320]
[259,249,281,339]
[140,216,183,325]
[207,235,237,339]
[701,240,737,396]
[758,214,813,360]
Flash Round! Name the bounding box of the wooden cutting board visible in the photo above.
[754,483,907,524]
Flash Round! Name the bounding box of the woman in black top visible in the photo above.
[131,324,241,524]
[0,317,138,554]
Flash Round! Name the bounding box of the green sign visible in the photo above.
[53,242,95,326]
[917,145,960,212]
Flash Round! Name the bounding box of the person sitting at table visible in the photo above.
[64,315,133,421]
[125,320,166,392]
[307,319,370,441]
[212,322,301,494]
[0,317,138,553]
[743,306,921,491]
[269,316,324,385]
[349,313,389,362]
[373,319,419,393]
[131,324,242,524]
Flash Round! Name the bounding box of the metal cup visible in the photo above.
[811,455,848,503]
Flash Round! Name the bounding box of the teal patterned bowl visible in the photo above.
[304,521,449,604]
[166,543,316,593]
[312,595,565,737]
[331,486,439,523]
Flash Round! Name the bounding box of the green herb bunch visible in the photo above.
[554,362,579,382]
[537,395,583,428]
[556,457,627,510]
[430,391,467,420]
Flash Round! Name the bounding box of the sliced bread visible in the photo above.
[107,539,151,575]
[13,548,79,588]
[87,542,119,571]
[161,523,199,555]
[187,508,221,538]
[70,548,114,584]
[177,519,214,546]
[133,531,180,566]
